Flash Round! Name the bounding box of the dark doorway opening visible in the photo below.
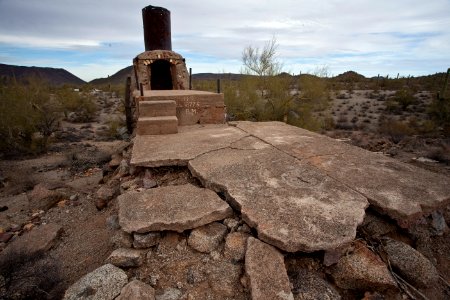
[150,60,173,90]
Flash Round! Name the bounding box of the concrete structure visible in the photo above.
[129,5,225,136]
[129,121,450,252]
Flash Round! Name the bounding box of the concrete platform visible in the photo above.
[136,116,178,135]
[140,90,225,125]
[130,122,450,252]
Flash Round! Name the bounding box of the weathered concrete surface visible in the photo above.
[131,124,248,167]
[236,121,450,227]
[189,142,368,252]
[118,184,232,233]
[245,237,294,300]
[142,90,225,126]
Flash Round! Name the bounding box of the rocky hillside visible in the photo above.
[0,63,85,86]
[90,66,133,86]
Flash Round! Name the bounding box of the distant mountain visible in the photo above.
[0,63,85,86]
[192,73,243,81]
[333,71,366,81]
[90,65,133,86]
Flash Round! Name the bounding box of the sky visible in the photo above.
[0,0,449,82]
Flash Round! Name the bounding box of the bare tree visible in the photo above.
[242,37,282,77]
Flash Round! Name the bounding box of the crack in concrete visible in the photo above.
[233,126,371,204]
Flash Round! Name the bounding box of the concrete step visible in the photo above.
[136,116,178,135]
[139,100,176,118]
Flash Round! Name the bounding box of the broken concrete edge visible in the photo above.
[130,158,188,168]
[234,121,450,228]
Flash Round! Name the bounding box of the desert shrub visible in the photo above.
[0,79,65,154]
[393,89,417,110]
[57,89,97,122]
[103,116,126,140]
[0,249,62,299]
[426,145,450,164]
[378,118,415,143]
[428,95,450,136]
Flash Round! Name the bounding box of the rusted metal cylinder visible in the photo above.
[142,5,172,51]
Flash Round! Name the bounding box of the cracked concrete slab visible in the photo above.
[236,121,450,227]
[131,124,248,167]
[188,141,368,252]
[118,184,232,233]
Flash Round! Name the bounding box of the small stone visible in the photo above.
[117,159,130,177]
[106,215,121,230]
[245,237,294,300]
[63,264,128,300]
[95,198,108,210]
[210,250,221,261]
[223,218,239,232]
[28,183,65,211]
[116,280,155,300]
[69,194,78,201]
[107,248,145,268]
[331,241,396,291]
[224,232,249,262]
[323,244,349,267]
[188,222,227,253]
[431,211,448,235]
[187,267,206,284]
[111,231,133,248]
[290,269,341,300]
[237,223,251,234]
[155,287,182,300]
[96,185,117,201]
[133,232,160,249]
[149,274,159,286]
[23,223,34,231]
[360,211,397,237]
[57,200,68,207]
[208,261,242,297]
[383,238,439,287]
[143,178,157,189]
[0,232,13,243]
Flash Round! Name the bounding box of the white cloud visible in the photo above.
[0,0,449,80]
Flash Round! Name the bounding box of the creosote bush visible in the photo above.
[0,78,98,155]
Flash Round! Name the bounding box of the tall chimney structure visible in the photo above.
[142,5,172,51]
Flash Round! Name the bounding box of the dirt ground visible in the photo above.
[0,90,448,299]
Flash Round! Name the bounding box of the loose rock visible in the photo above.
[224,232,250,262]
[188,222,227,253]
[0,223,63,265]
[133,232,160,249]
[383,238,439,287]
[106,248,145,268]
[28,183,65,211]
[331,241,396,291]
[116,280,155,300]
[63,264,128,300]
[111,230,133,248]
[155,287,182,300]
[245,237,294,300]
[290,269,341,300]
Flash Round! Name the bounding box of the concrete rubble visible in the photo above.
[118,184,233,233]
[62,121,449,299]
[245,237,294,300]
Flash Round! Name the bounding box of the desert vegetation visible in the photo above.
[192,40,450,170]
[0,77,127,157]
